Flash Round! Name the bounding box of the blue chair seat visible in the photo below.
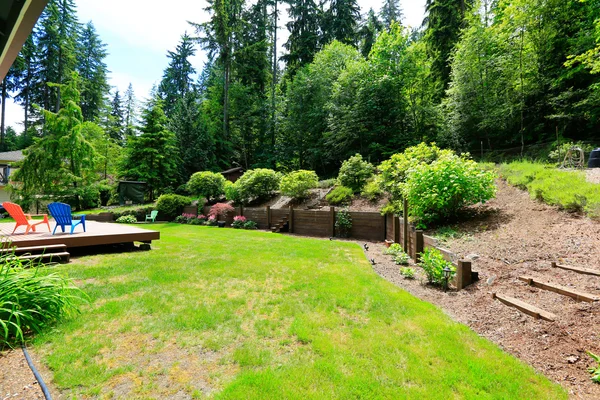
[47,202,86,234]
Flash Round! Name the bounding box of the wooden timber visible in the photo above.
[519,276,600,303]
[492,293,556,322]
[551,262,600,277]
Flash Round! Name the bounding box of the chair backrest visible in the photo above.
[151,210,158,219]
[3,202,29,224]
[47,202,72,225]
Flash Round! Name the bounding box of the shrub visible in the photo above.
[111,205,156,221]
[156,194,192,221]
[0,256,83,346]
[234,168,281,204]
[280,170,319,199]
[587,351,600,383]
[400,267,415,279]
[175,213,198,224]
[208,203,235,220]
[361,178,383,201]
[224,180,242,204]
[116,215,137,224]
[384,243,403,255]
[335,208,352,238]
[394,252,410,266]
[383,243,410,265]
[419,248,455,286]
[243,220,258,230]
[337,154,374,193]
[404,153,496,226]
[205,215,217,226]
[187,171,226,201]
[326,186,353,205]
[232,215,247,229]
[317,179,336,188]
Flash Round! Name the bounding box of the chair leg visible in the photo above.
[12,223,18,234]
[53,224,58,235]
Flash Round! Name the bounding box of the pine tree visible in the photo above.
[77,21,110,122]
[124,83,138,137]
[322,0,361,47]
[423,0,473,97]
[108,90,125,143]
[282,0,321,75]
[380,0,402,29]
[158,33,197,117]
[358,8,383,58]
[13,35,41,138]
[120,100,180,201]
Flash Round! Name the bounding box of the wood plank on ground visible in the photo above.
[551,262,600,277]
[492,293,556,321]
[7,251,71,264]
[0,244,67,254]
[518,276,600,302]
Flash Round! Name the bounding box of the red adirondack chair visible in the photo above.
[3,202,51,234]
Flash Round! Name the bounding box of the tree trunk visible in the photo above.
[271,0,278,168]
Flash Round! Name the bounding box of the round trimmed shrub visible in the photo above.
[280,170,319,199]
[156,194,192,221]
[337,154,374,193]
[234,168,281,204]
[403,153,496,226]
[116,215,137,224]
[326,185,353,205]
[224,180,242,204]
[187,171,226,201]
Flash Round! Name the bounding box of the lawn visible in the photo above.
[33,225,566,399]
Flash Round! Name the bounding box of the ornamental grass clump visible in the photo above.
[0,255,83,346]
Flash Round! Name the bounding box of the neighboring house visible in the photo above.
[221,167,245,183]
[0,150,23,203]
[0,0,49,80]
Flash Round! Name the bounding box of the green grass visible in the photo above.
[80,204,156,215]
[499,161,600,217]
[33,225,566,399]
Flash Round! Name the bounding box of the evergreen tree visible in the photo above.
[107,90,125,143]
[13,36,41,138]
[282,0,321,75]
[322,0,361,47]
[158,33,197,116]
[358,8,383,58]
[380,0,402,29]
[423,0,473,98]
[120,100,180,201]
[124,83,138,137]
[76,21,110,122]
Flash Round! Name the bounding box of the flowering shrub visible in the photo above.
[232,215,247,229]
[175,213,196,224]
[116,215,137,224]
[208,203,235,219]
[205,215,217,226]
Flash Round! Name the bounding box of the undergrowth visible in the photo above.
[499,161,600,217]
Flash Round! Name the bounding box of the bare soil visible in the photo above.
[0,349,47,399]
[586,168,600,184]
[363,179,600,399]
[255,188,388,212]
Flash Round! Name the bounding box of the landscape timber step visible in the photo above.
[7,251,71,264]
[0,244,68,255]
[492,293,556,322]
[518,276,600,303]
[271,217,289,233]
[551,262,600,277]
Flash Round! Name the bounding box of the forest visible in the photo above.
[2,0,600,207]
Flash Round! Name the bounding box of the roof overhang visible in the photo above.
[0,0,48,81]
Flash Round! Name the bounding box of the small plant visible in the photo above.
[400,267,415,279]
[243,220,258,230]
[116,215,137,224]
[326,186,353,205]
[337,154,374,193]
[419,248,456,286]
[393,252,410,266]
[0,254,84,346]
[205,215,217,226]
[335,208,352,238]
[187,171,226,201]
[383,243,410,265]
[280,170,319,199]
[232,215,247,229]
[384,243,403,255]
[588,351,600,383]
[208,203,235,220]
[361,178,383,201]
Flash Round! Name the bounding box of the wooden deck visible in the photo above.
[0,221,160,249]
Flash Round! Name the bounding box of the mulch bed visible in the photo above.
[363,179,600,399]
[0,349,45,399]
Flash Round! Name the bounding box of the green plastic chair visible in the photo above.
[145,210,158,223]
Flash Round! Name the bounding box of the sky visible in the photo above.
[5,0,427,131]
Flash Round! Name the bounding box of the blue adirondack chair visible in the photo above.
[47,202,86,234]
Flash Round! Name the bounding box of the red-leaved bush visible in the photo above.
[208,203,235,218]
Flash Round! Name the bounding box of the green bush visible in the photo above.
[548,141,594,162]
[317,179,336,189]
[384,243,403,255]
[419,248,455,286]
[234,169,281,204]
[280,170,319,199]
[0,256,83,346]
[187,171,226,201]
[361,178,383,201]
[337,154,374,193]
[116,215,137,224]
[383,243,410,265]
[379,143,452,205]
[335,208,352,238]
[404,153,496,226]
[156,194,192,221]
[243,220,258,230]
[326,186,353,205]
[111,205,155,221]
[224,180,242,203]
[400,267,415,279]
[499,161,600,216]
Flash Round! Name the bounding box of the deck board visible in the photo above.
[0,221,160,248]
